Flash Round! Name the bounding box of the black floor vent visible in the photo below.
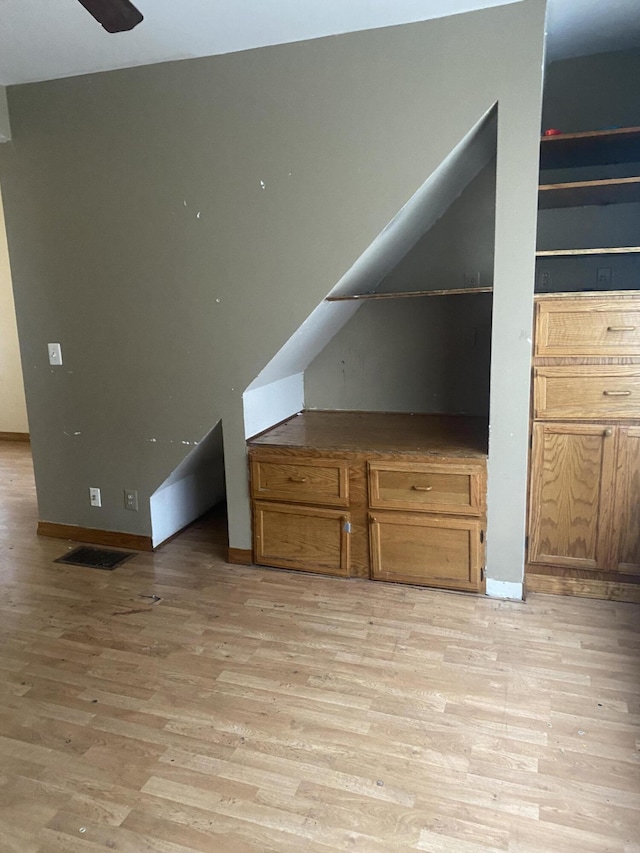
[54,546,136,570]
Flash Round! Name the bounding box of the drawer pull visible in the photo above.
[411,485,433,492]
[288,476,307,483]
[603,390,631,396]
[607,326,636,332]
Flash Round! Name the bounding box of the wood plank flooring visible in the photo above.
[1,441,639,852]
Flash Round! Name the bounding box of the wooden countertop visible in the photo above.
[248,411,488,458]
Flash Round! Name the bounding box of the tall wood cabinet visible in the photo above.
[527,293,640,601]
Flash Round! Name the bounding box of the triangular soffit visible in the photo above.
[246,104,497,392]
[151,420,223,495]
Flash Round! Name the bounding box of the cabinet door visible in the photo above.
[253,501,351,576]
[529,423,616,570]
[611,426,640,574]
[369,512,483,592]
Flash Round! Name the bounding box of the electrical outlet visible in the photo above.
[124,489,139,511]
[540,269,552,290]
[464,271,481,288]
[597,267,612,285]
[89,487,101,507]
[48,343,63,366]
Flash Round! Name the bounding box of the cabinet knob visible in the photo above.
[604,428,613,437]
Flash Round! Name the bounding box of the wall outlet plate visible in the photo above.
[89,487,101,507]
[124,489,139,511]
[464,271,481,288]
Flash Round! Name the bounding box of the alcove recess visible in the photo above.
[245,112,497,592]
[305,114,497,423]
[536,126,640,294]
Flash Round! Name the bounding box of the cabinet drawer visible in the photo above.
[535,298,640,357]
[250,455,349,507]
[368,460,485,515]
[369,512,483,592]
[253,501,351,576]
[534,366,640,419]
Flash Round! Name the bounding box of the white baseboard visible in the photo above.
[485,579,523,600]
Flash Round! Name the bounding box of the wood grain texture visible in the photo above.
[249,414,487,592]
[227,547,253,565]
[2,442,640,852]
[248,411,489,458]
[528,292,640,599]
[526,571,640,602]
[0,432,30,442]
[528,423,616,570]
[37,521,153,552]
[534,365,640,419]
[610,426,640,574]
[369,512,482,592]
[253,501,351,576]
[250,456,350,507]
[368,459,485,516]
[535,296,640,358]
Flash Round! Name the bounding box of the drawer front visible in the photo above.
[368,460,485,515]
[534,366,640,419]
[369,512,483,592]
[253,501,351,576]
[535,298,640,357]
[250,455,349,507]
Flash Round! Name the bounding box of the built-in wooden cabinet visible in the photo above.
[611,426,640,575]
[370,511,483,591]
[527,292,640,601]
[249,412,487,593]
[253,501,352,576]
[529,421,615,572]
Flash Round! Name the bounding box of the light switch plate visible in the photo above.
[48,343,63,366]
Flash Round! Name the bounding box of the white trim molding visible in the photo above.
[485,579,524,600]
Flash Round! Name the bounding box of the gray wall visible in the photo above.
[538,48,640,295]
[305,293,492,415]
[542,48,640,132]
[0,1,546,589]
[305,161,495,414]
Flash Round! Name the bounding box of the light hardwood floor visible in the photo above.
[1,441,639,852]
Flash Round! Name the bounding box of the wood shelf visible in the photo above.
[540,126,640,170]
[538,176,640,209]
[536,246,640,257]
[326,286,492,302]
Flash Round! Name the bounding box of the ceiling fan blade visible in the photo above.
[76,0,143,33]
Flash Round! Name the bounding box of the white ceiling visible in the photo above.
[0,0,639,87]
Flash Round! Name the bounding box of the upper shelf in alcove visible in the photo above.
[538,175,640,209]
[326,286,492,302]
[539,126,640,170]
